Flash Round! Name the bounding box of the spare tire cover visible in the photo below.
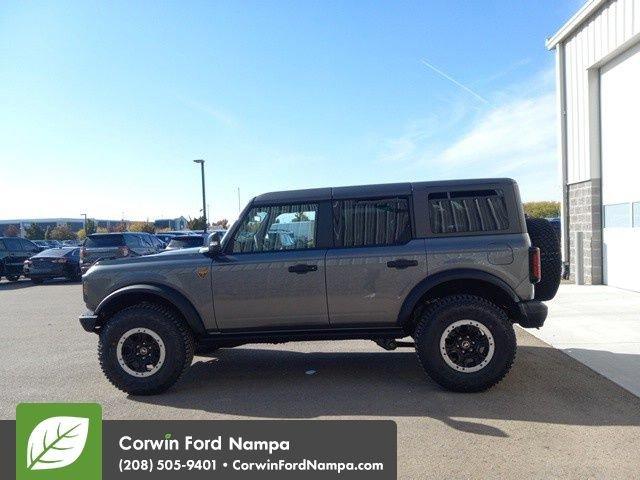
[526,217,561,301]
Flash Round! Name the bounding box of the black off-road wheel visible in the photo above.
[98,303,195,395]
[526,217,562,301]
[414,295,516,392]
[6,275,20,282]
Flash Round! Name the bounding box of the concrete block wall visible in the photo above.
[567,179,602,284]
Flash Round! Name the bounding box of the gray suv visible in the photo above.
[80,233,161,273]
[79,179,560,395]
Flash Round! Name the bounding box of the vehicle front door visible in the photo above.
[211,202,329,330]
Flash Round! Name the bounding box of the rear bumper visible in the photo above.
[515,300,548,328]
[79,311,99,332]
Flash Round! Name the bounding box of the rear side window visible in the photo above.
[85,234,124,248]
[333,197,412,248]
[429,189,509,234]
[125,235,144,247]
[3,238,22,251]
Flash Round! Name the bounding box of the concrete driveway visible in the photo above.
[1,278,640,479]
[531,284,640,397]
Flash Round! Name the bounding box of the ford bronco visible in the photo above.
[79,179,561,395]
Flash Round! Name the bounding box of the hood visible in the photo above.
[98,248,202,266]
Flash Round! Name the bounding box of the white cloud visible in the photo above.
[377,67,560,200]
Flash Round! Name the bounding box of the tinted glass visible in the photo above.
[429,189,509,234]
[20,239,38,252]
[604,203,631,228]
[333,197,411,247]
[4,238,22,251]
[168,237,204,248]
[84,234,124,248]
[232,203,318,253]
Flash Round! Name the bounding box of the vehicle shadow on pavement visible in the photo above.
[0,279,33,291]
[0,278,79,291]
[131,343,640,437]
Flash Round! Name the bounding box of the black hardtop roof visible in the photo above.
[252,178,516,205]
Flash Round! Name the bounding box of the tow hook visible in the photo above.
[374,339,415,350]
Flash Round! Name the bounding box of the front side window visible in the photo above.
[333,197,411,248]
[232,203,318,253]
[429,189,509,234]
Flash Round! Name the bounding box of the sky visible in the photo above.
[0,0,583,223]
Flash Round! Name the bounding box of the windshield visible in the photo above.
[84,234,124,248]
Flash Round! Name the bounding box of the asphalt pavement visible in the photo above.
[1,277,639,479]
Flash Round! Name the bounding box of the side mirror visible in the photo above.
[200,240,222,256]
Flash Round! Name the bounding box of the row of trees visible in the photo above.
[3,217,231,240]
[523,201,560,218]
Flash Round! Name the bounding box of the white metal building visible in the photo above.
[547,0,640,291]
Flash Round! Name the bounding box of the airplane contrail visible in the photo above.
[420,59,490,105]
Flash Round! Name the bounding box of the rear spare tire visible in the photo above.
[526,217,561,301]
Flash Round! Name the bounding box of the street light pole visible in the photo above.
[193,159,207,232]
[80,213,87,231]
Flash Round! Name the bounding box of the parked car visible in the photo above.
[80,178,561,395]
[80,232,161,273]
[165,235,205,250]
[0,237,41,282]
[545,217,561,241]
[23,247,81,284]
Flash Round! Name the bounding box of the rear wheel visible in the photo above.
[98,303,195,395]
[6,275,20,282]
[526,217,562,301]
[414,295,516,392]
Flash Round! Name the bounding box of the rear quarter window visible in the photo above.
[85,234,124,248]
[429,189,509,234]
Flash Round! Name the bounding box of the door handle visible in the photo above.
[288,264,318,274]
[386,259,419,269]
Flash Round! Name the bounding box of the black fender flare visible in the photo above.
[94,284,206,335]
[396,269,521,330]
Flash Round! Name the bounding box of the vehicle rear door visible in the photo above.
[325,195,427,327]
[211,201,330,330]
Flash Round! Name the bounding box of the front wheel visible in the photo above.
[6,275,20,282]
[98,303,195,395]
[414,295,516,392]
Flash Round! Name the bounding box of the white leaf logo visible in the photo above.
[26,416,90,470]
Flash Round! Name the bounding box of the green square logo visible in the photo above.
[16,403,102,480]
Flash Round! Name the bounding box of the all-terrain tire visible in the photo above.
[526,217,562,301]
[6,275,20,282]
[98,302,195,395]
[414,295,516,392]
